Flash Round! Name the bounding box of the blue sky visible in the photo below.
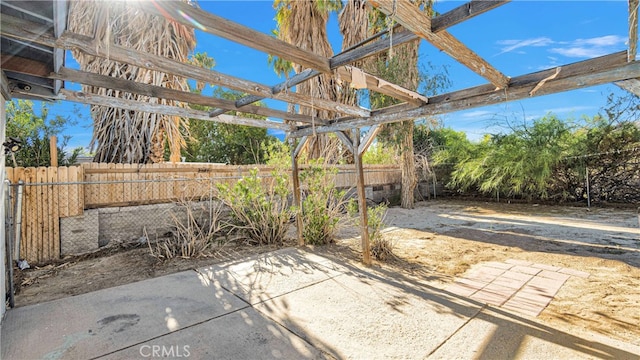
[46,0,631,149]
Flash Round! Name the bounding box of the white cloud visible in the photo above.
[543,105,594,114]
[550,35,626,58]
[575,35,626,47]
[460,110,494,118]
[495,35,626,59]
[550,47,610,58]
[496,37,554,55]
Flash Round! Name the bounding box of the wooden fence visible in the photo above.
[5,163,401,263]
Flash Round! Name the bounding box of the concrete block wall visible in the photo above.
[60,209,99,255]
[60,201,221,256]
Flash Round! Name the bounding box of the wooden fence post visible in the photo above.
[291,137,308,247]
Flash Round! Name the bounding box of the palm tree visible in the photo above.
[68,0,196,164]
[273,0,342,160]
[338,0,369,107]
[337,0,369,164]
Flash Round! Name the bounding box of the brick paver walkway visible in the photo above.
[446,259,590,317]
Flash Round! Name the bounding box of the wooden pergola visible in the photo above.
[1,0,639,266]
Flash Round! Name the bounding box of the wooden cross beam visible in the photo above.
[0,14,366,119]
[14,89,291,131]
[615,78,640,96]
[291,52,638,136]
[51,68,323,125]
[369,0,510,89]
[131,1,331,74]
[225,1,509,115]
[431,1,510,33]
[336,66,429,105]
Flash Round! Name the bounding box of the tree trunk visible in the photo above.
[400,120,417,208]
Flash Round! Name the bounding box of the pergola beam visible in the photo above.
[15,89,290,131]
[630,0,639,61]
[131,1,331,74]
[370,0,510,89]
[334,131,354,151]
[359,125,382,156]
[336,66,429,105]
[615,78,640,96]
[352,128,372,265]
[51,68,322,125]
[291,136,309,246]
[0,15,363,118]
[431,1,510,33]
[291,52,637,136]
[228,0,508,115]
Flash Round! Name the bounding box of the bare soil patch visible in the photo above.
[11,200,640,346]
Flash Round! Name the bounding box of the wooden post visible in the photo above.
[630,0,639,61]
[586,166,591,208]
[291,137,308,246]
[353,128,372,265]
[50,136,58,167]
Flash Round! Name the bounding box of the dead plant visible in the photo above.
[148,197,229,260]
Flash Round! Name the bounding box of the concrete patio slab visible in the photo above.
[197,248,346,304]
[2,248,638,360]
[1,270,248,359]
[102,308,323,360]
[254,266,484,359]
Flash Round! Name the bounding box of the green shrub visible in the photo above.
[300,161,349,245]
[368,203,393,261]
[349,201,393,260]
[217,168,292,245]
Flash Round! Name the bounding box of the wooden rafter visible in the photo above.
[431,0,510,33]
[0,14,366,119]
[50,68,323,125]
[226,0,510,115]
[11,89,290,131]
[291,52,638,136]
[615,78,640,96]
[630,0,639,61]
[131,1,331,73]
[370,0,510,89]
[1,54,50,77]
[336,66,429,105]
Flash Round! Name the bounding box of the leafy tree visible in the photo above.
[560,93,640,202]
[445,114,573,199]
[433,92,640,203]
[5,100,82,167]
[362,142,397,164]
[183,88,278,164]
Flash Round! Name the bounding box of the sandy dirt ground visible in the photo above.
[11,200,640,346]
